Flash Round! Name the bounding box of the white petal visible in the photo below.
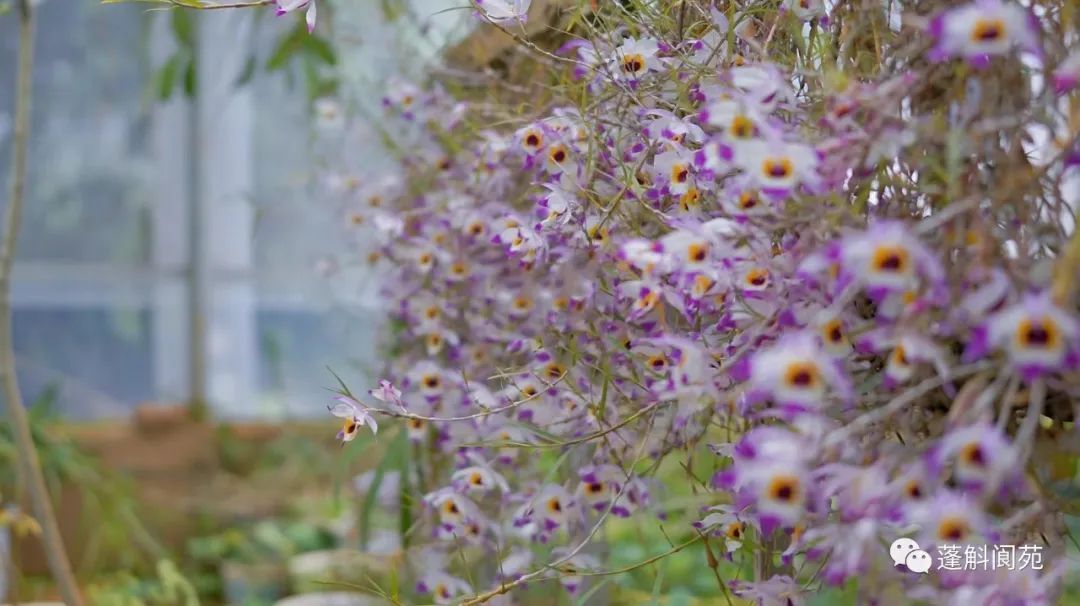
[305,1,317,32]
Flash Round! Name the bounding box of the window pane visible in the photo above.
[13,306,154,420]
[256,306,378,417]
[0,3,152,265]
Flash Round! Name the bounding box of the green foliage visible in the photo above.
[150,10,199,100]
[87,559,200,606]
[265,19,339,101]
[358,431,394,550]
[187,519,335,566]
[0,384,164,572]
[142,1,339,103]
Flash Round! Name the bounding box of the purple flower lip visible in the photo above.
[1053,74,1079,95]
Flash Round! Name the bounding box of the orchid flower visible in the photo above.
[275,0,316,33]
[327,395,378,442]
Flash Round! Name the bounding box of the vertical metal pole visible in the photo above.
[197,10,256,418]
[188,15,209,418]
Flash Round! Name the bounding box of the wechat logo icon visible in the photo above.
[890,538,932,574]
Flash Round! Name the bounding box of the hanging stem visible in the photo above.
[0,1,85,604]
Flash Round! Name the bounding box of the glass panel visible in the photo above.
[0,3,153,265]
[255,306,378,417]
[13,306,154,420]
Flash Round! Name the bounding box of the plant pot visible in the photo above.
[221,560,288,604]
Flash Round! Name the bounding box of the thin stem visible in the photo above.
[995,374,1021,432]
[826,361,991,448]
[101,0,274,9]
[460,410,657,606]
[1016,379,1045,459]
[0,2,84,604]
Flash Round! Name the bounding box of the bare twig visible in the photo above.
[826,361,992,448]
[0,2,84,604]
[101,0,274,9]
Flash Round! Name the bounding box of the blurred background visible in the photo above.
[0,0,472,420]
[0,2,478,604]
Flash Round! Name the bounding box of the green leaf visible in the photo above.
[302,34,337,65]
[266,21,307,71]
[379,0,403,22]
[359,437,394,549]
[396,429,412,548]
[326,366,356,399]
[234,54,257,88]
[183,56,198,97]
[332,432,375,504]
[155,53,182,100]
[28,383,61,418]
[171,8,195,48]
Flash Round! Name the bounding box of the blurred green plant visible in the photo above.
[141,2,339,103]
[0,385,164,574]
[86,559,199,606]
[187,519,335,566]
[152,9,199,99]
[184,517,336,603]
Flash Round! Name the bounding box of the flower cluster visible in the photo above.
[314,1,1078,603]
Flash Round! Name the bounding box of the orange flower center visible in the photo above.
[871,245,909,273]
[766,475,802,503]
[1016,317,1058,349]
[647,354,667,370]
[783,362,819,389]
[693,274,714,296]
[905,480,923,499]
[762,157,793,179]
[823,319,844,343]
[745,268,769,287]
[960,442,986,468]
[971,19,1005,42]
[937,517,969,542]
[680,188,700,210]
[621,53,645,73]
[730,115,754,139]
[688,242,709,262]
[739,190,759,209]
